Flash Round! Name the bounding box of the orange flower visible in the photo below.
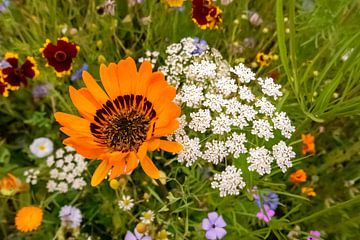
[15,206,43,232]
[289,169,307,183]
[301,133,315,155]
[301,187,316,197]
[54,57,182,186]
[0,173,27,196]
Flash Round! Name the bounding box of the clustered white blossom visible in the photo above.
[160,37,297,197]
[138,50,159,67]
[24,169,40,185]
[46,146,87,193]
[211,166,246,197]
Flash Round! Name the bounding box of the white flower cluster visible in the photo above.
[211,165,246,197]
[24,169,40,185]
[138,50,159,68]
[161,38,296,196]
[46,146,87,193]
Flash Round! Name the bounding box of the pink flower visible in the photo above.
[256,204,275,222]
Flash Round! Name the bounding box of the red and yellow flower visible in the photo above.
[256,52,273,67]
[192,0,222,30]
[54,57,182,186]
[40,37,79,77]
[0,52,39,93]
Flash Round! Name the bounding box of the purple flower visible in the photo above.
[59,205,82,228]
[256,204,275,222]
[254,191,279,211]
[124,229,152,240]
[0,59,11,69]
[32,84,51,99]
[192,37,208,55]
[307,230,321,240]
[0,0,10,13]
[71,63,88,81]
[201,212,227,240]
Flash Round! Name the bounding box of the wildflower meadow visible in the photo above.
[1,0,360,239]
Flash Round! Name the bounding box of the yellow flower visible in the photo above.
[15,206,43,232]
[256,52,273,67]
[166,0,184,7]
[301,187,316,197]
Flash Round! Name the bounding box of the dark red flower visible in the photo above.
[40,37,79,77]
[191,0,222,29]
[1,53,39,88]
[0,80,10,97]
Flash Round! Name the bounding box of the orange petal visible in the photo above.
[63,137,106,159]
[117,59,134,95]
[78,88,102,109]
[140,155,160,179]
[137,61,153,94]
[124,151,139,173]
[91,160,112,186]
[82,71,109,104]
[147,138,160,151]
[137,142,148,161]
[100,64,118,100]
[109,153,126,179]
[54,112,91,134]
[155,102,181,128]
[158,140,183,153]
[153,119,180,137]
[69,86,97,116]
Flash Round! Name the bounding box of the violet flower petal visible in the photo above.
[214,216,226,228]
[202,218,212,231]
[208,212,219,223]
[215,227,227,239]
[205,228,218,240]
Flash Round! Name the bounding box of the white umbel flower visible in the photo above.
[251,119,274,140]
[186,60,217,80]
[118,195,134,211]
[257,77,283,99]
[225,133,247,158]
[255,97,275,117]
[272,141,296,172]
[211,165,246,197]
[215,76,238,96]
[203,140,228,165]
[24,169,40,185]
[238,86,255,102]
[272,112,295,139]
[230,63,256,83]
[189,109,212,133]
[211,113,232,134]
[177,84,204,107]
[247,147,274,175]
[177,136,203,167]
[203,93,225,113]
[29,137,54,158]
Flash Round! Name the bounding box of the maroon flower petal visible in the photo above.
[21,59,36,79]
[5,57,19,68]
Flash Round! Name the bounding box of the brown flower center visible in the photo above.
[54,51,67,62]
[90,94,156,152]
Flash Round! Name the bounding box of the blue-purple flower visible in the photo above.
[192,37,208,55]
[254,191,279,211]
[0,0,10,13]
[201,212,227,240]
[70,63,88,81]
[32,83,51,99]
[59,205,82,228]
[124,229,152,240]
[307,230,321,240]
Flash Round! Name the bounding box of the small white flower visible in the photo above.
[257,77,283,100]
[255,97,275,117]
[65,146,75,152]
[186,60,217,80]
[64,154,74,163]
[57,182,69,193]
[177,136,203,167]
[230,63,255,83]
[225,133,247,158]
[203,93,225,113]
[251,119,274,140]
[50,169,59,179]
[238,86,255,102]
[56,159,64,168]
[203,140,228,165]
[272,141,296,172]
[215,76,238,96]
[140,210,155,224]
[72,178,86,190]
[24,168,40,185]
[166,43,182,55]
[46,155,55,167]
[46,180,57,192]
[189,109,212,133]
[55,148,65,159]
[177,84,204,107]
[118,195,134,211]
[211,165,246,197]
[211,113,232,134]
[247,147,274,175]
[29,137,54,158]
[272,112,295,139]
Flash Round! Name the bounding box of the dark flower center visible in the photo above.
[90,94,157,152]
[212,224,216,228]
[54,51,67,62]
[13,68,23,76]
